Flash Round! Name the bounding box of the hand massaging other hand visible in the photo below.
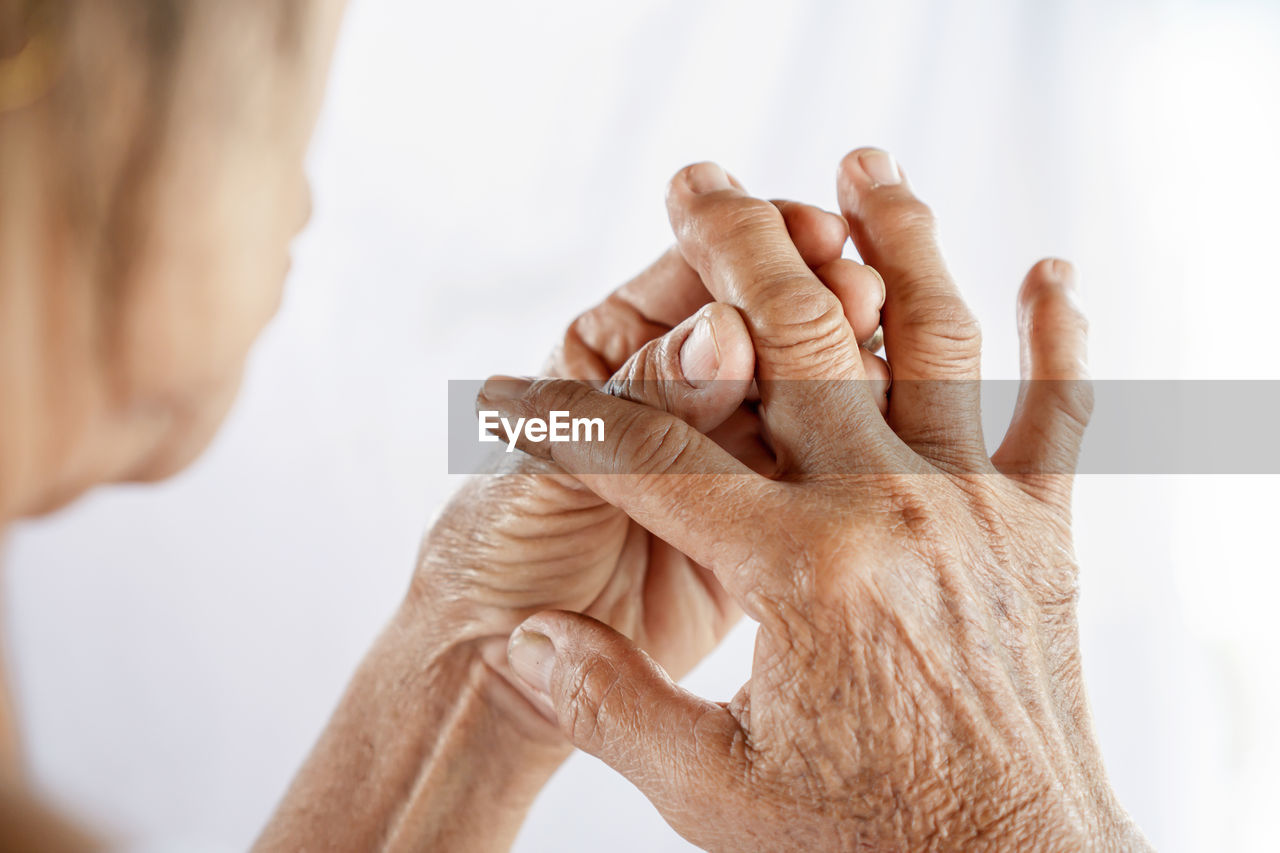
[479,152,1148,852]
[416,191,888,746]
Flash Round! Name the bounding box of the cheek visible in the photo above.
[117,164,306,404]
[118,249,284,404]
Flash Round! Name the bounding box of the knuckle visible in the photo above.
[881,195,938,235]
[702,196,786,253]
[568,296,662,372]
[1057,378,1095,432]
[566,309,593,343]
[607,338,656,386]
[754,291,857,372]
[603,341,679,411]
[614,408,696,477]
[527,377,596,415]
[1023,305,1089,352]
[758,281,844,327]
[899,296,983,357]
[876,476,938,540]
[680,194,794,282]
[562,314,603,371]
[717,195,786,231]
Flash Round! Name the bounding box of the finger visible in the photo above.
[837,148,986,461]
[773,200,848,269]
[507,612,745,849]
[992,259,1093,506]
[666,162,863,382]
[815,258,885,347]
[666,162,885,468]
[555,247,709,380]
[476,376,790,607]
[605,303,755,434]
[554,204,851,382]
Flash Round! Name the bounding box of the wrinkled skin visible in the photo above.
[485,153,1149,851]
[417,197,890,735]
[259,177,890,852]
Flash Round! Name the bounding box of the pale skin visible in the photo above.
[0,2,1145,851]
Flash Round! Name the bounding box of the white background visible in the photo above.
[6,0,1280,850]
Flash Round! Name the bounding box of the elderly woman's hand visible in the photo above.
[258,192,888,852]
[416,197,889,741]
[479,153,1149,851]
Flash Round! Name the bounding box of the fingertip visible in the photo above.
[510,609,602,669]
[1020,257,1080,307]
[672,305,753,431]
[477,375,535,409]
[1018,258,1087,347]
[668,161,737,200]
[1016,258,1090,382]
[996,259,1094,486]
[676,309,720,386]
[701,303,754,382]
[839,147,903,192]
[507,623,556,686]
[607,304,752,434]
[867,264,887,309]
[815,258,884,344]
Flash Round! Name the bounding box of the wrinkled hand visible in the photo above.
[415,194,888,742]
[481,153,1147,850]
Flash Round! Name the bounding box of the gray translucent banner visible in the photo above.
[449,379,1280,475]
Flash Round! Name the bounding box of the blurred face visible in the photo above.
[92,5,348,485]
[105,53,318,482]
[0,1,346,513]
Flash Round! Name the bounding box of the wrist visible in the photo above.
[401,594,570,756]
[380,595,574,801]
[404,563,572,746]
[257,597,569,852]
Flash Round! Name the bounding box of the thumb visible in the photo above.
[507,611,743,834]
[604,301,754,435]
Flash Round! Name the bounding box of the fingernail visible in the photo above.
[1049,259,1078,291]
[679,310,721,387]
[508,629,556,699]
[858,149,901,187]
[685,162,732,194]
[868,265,887,309]
[1045,258,1083,311]
[480,375,532,403]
